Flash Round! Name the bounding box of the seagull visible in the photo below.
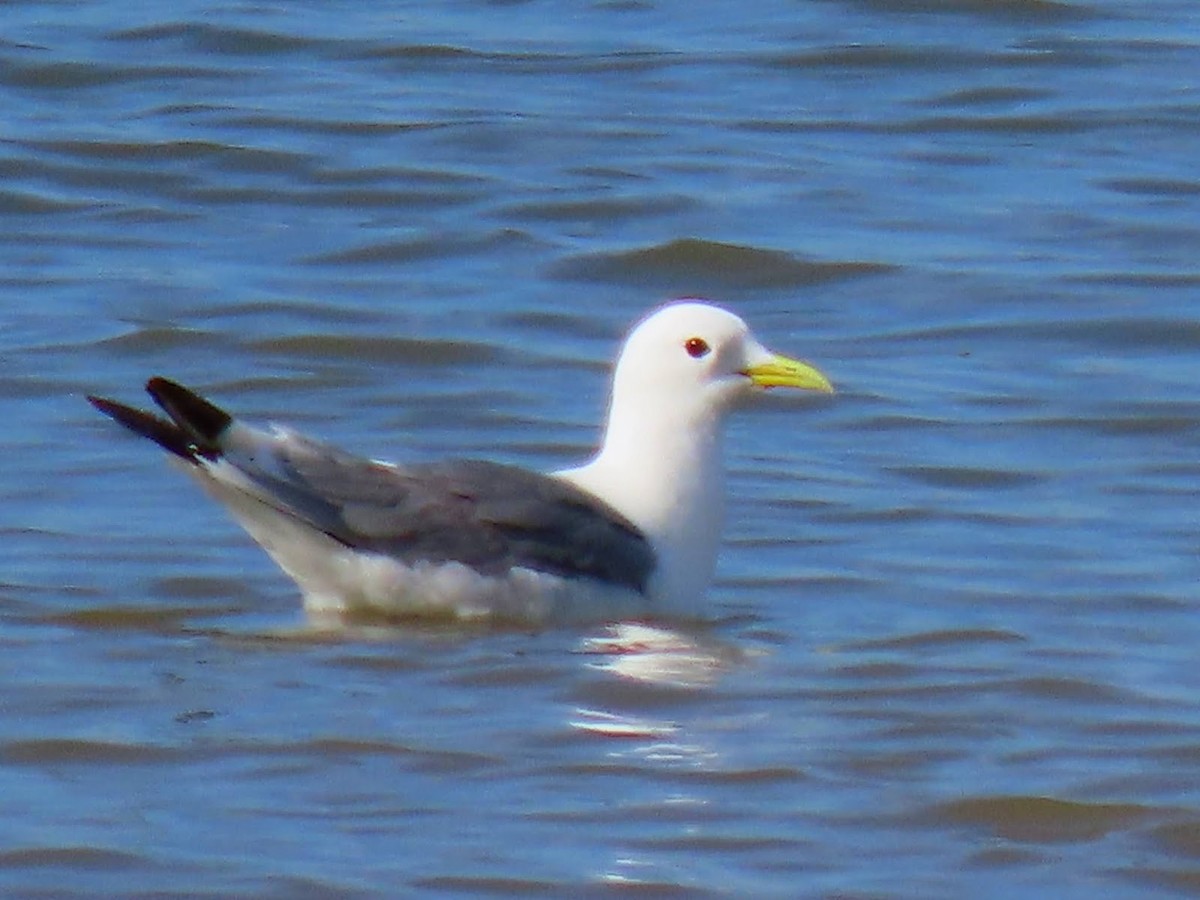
[88,301,832,624]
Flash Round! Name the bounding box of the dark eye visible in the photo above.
[684,337,710,359]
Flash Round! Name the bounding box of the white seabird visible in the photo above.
[88,300,833,624]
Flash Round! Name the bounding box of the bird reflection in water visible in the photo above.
[570,622,747,757]
[578,622,740,689]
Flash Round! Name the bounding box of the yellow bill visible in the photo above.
[744,353,834,393]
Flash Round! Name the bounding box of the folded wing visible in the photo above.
[88,378,655,594]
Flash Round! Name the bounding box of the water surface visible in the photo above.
[2,0,1199,896]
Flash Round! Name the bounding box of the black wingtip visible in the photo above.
[87,393,201,462]
[89,377,234,463]
[145,377,232,455]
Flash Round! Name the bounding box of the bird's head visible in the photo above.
[611,300,833,422]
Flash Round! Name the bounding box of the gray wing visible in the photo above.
[228,431,656,594]
[89,377,656,594]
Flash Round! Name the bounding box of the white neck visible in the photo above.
[556,391,729,611]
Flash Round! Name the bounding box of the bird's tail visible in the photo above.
[88,377,232,463]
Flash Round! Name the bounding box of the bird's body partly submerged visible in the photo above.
[88,301,832,624]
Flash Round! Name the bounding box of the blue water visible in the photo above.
[1,0,1199,896]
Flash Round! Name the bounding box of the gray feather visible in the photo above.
[225,427,656,594]
[90,378,657,595]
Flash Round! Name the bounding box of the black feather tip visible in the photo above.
[88,377,233,463]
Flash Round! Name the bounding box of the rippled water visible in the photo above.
[2,0,1199,896]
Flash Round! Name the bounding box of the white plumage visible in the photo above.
[89,300,832,624]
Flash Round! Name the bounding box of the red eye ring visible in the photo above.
[684,337,710,359]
